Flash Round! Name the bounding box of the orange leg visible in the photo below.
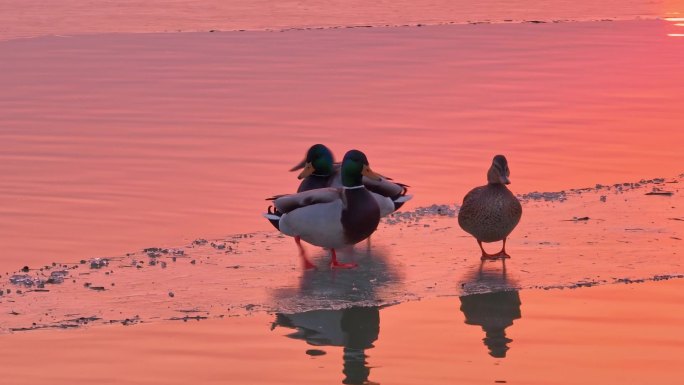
[295,236,316,270]
[330,248,357,269]
[493,238,511,259]
[478,239,511,260]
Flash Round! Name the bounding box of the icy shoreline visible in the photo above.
[1,175,681,333]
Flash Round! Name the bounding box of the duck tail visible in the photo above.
[392,184,413,210]
[266,194,287,201]
[263,205,282,230]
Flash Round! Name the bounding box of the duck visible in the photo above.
[285,144,411,260]
[290,144,412,216]
[290,144,337,192]
[458,155,522,260]
[264,150,382,269]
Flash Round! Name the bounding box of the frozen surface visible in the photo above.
[1,176,682,333]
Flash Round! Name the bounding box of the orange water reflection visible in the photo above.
[665,16,684,36]
[1,4,683,385]
[1,20,683,272]
[0,0,673,41]
[0,278,683,384]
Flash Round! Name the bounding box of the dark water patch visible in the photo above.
[306,349,327,356]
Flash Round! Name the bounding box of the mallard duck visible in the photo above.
[265,150,382,269]
[290,144,336,192]
[458,155,522,260]
[291,144,412,216]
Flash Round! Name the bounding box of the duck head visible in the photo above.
[487,155,511,185]
[341,150,382,187]
[290,144,335,179]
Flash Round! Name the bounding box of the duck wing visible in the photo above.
[363,177,408,199]
[273,188,343,213]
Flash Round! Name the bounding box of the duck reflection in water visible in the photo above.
[274,306,381,385]
[271,247,398,385]
[459,262,521,358]
[271,245,401,314]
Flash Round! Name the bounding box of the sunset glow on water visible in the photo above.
[2,20,683,269]
[1,1,683,384]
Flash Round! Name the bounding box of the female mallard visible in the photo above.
[265,150,382,269]
[290,144,412,216]
[458,155,522,260]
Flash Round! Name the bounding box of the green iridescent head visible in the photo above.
[341,150,381,187]
[291,144,335,179]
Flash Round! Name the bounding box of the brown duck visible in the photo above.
[458,155,522,259]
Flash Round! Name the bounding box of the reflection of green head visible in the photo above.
[341,150,370,187]
[341,307,380,385]
[306,144,335,176]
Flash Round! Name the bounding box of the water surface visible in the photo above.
[1,2,684,384]
[2,19,683,271]
[0,0,679,40]
[2,279,683,384]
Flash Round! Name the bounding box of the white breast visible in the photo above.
[279,200,347,249]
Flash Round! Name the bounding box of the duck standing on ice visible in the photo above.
[276,144,411,265]
[265,150,383,269]
[458,155,522,260]
[290,144,412,214]
[289,144,337,192]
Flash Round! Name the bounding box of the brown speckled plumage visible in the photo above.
[458,155,522,250]
[458,184,522,242]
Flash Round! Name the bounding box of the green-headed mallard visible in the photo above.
[290,144,337,192]
[458,155,522,260]
[290,144,412,215]
[265,150,382,269]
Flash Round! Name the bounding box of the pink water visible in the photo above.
[2,2,684,384]
[0,0,678,40]
[2,18,684,271]
[2,279,683,385]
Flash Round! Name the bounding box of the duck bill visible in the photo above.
[362,165,383,181]
[289,158,307,172]
[297,162,315,179]
[500,175,511,184]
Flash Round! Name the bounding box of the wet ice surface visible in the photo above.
[1,176,682,333]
